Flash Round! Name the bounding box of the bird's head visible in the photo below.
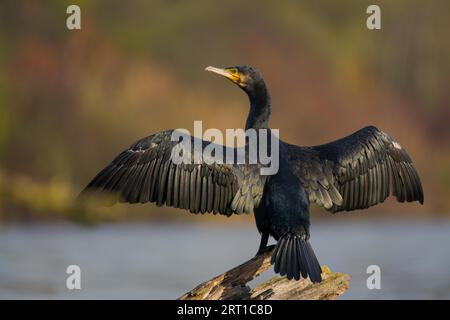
[205,65,266,96]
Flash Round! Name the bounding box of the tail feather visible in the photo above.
[291,239,300,280]
[273,238,286,274]
[286,239,294,279]
[279,239,290,276]
[271,233,322,283]
[296,241,307,279]
[306,241,322,278]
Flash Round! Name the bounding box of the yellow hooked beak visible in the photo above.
[205,66,241,84]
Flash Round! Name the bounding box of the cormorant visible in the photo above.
[80,65,424,283]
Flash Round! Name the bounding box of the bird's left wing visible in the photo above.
[79,130,266,216]
[288,126,424,213]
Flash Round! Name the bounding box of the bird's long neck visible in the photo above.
[245,83,271,130]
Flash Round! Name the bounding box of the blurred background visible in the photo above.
[0,0,449,299]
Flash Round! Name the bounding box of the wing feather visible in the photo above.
[288,126,424,213]
[80,130,266,216]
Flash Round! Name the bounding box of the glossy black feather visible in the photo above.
[287,126,424,213]
[272,233,322,283]
[80,130,265,216]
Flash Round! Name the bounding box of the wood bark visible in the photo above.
[179,246,350,300]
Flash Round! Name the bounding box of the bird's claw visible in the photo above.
[256,244,275,256]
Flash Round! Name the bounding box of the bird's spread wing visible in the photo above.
[288,126,424,213]
[79,130,266,216]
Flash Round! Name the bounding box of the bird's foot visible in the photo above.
[256,244,275,256]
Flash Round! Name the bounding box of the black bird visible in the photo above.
[80,65,424,283]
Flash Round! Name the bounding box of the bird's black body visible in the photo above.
[80,65,424,283]
[254,144,322,281]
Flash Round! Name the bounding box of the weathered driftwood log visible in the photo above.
[179,246,350,300]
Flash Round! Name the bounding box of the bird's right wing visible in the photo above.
[79,130,266,216]
[288,126,424,213]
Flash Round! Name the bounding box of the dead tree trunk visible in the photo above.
[179,246,350,300]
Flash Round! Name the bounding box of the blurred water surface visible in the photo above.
[0,221,449,299]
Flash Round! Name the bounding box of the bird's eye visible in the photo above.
[230,68,238,75]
